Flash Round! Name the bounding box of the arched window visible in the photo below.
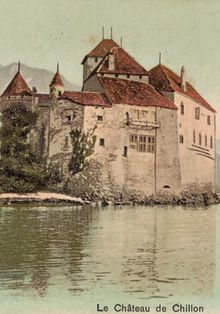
[210,136,213,149]
[193,130,196,144]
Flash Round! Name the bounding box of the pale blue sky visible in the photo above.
[0,0,220,136]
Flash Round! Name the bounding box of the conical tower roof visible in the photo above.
[49,63,64,87]
[1,62,32,97]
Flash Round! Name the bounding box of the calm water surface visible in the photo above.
[0,204,220,313]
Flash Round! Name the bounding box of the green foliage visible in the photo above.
[69,128,96,175]
[0,103,49,192]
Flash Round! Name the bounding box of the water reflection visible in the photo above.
[0,205,216,300]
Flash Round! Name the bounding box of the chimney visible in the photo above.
[108,52,115,71]
[181,66,186,92]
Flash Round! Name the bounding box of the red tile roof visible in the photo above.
[98,47,148,75]
[1,71,32,97]
[50,71,64,87]
[60,91,111,107]
[149,64,215,113]
[82,39,119,64]
[36,93,51,104]
[98,77,177,110]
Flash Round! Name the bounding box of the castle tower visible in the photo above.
[49,63,64,97]
[81,38,119,83]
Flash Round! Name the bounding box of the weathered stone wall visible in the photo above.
[47,99,84,175]
[156,107,181,194]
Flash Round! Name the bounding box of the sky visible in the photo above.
[0,0,220,136]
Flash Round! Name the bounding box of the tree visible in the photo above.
[69,128,96,175]
[0,103,49,192]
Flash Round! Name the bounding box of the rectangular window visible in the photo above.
[180,102,184,115]
[99,138,105,146]
[130,134,138,150]
[129,135,155,153]
[123,146,128,157]
[115,74,118,78]
[97,115,103,121]
[134,110,140,119]
[179,135,184,143]
[139,75,142,79]
[207,115,211,125]
[64,136,69,149]
[195,107,200,120]
[210,136,213,149]
[139,135,147,152]
[95,57,98,62]
[193,130,196,144]
[147,136,155,152]
[126,74,130,78]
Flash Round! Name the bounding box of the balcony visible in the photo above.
[123,118,160,129]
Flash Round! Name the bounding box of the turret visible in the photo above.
[49,63,64,97]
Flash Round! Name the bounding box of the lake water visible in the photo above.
[0,204,219,314]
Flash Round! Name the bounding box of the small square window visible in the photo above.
[97,115,103,121]
[127,74,130,78]
[99,138,105,146]
[115,74,118,78]
[66,115,72,122]
[139,75,142,79]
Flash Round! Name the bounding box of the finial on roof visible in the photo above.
[18,60,21,72]
[120,36,123,48]
[159,52,161,65]
[57,62,59,73]
[110,27,113,39]
[102,26,104,40]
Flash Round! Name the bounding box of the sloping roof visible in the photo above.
[82,39,119,64]
[50,71,64,87]
[148,64,215,112]
[98,77,177,110]
[98,47,148,75]
[1,71,32,97]
[60,91,111,107]
[36,93,51,104]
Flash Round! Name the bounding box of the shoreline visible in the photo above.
[0,191,219,207]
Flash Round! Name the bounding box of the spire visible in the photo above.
[159,52,161,65]
[18,60,21,72]
[120,36,123,48]
[110,27,113,39]
[180,65,186,91]
[1,68,32,97]
[50,63,64,87]
[102,26,104,40]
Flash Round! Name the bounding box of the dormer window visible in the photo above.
[58,91,62,97]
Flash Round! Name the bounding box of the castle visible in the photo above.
[0,37,216,199]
